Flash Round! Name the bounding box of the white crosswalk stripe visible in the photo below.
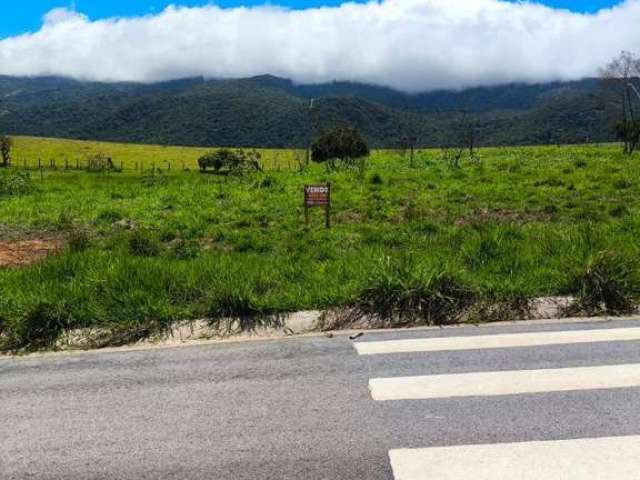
[356,325,640,479]
[354,326,640,355]
[369,363,640,401]
[389,436,640,480]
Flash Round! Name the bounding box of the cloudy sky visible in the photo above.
[0,0,636,92]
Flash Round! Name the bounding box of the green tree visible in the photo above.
[311,127,369,171]
[0,136,13,167]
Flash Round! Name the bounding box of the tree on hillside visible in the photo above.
[311,127,369,171]
[0,136,13,167]
[600,51,640,154]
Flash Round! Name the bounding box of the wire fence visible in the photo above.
[5,152,310,175]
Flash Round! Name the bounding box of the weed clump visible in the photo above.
[610,205,629,218]
[570,251,640,314]
[169,239,200,260]
[128,230,161,257]
[206,291,282,333]
[614,178,633,190]
[68,229,91,252]
[369,173,384,185]
[1,303,69,351]
[342,261,475,328]
[573,159,588,168]
[96,209,123,223]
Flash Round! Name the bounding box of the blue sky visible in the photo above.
[0,0,624,39]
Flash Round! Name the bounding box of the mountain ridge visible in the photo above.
[0,75,616,148]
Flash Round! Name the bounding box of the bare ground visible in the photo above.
[0,236,63,267]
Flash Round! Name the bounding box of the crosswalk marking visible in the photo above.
[389,436,640,480]
[369,363,640,401]
[354,326,640,355]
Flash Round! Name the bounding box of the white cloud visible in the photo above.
[0,0,637,92]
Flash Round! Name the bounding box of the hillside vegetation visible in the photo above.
[1,138,639,351]
[0,75,616,148]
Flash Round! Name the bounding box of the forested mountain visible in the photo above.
[0,75,618,148]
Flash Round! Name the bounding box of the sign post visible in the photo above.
[304,183,331,229]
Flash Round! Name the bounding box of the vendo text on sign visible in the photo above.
[303,183,331,228]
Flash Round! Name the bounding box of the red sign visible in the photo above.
[304,183,331,228]
[304,184,330,206]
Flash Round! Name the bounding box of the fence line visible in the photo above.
[6,156,304,175]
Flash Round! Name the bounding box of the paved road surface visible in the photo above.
[3,318,640,479]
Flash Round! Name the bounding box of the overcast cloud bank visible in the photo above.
[0,0,638,92]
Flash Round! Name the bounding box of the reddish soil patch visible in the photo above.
[0,237,64,267]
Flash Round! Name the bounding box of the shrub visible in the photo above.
[570,251,640,314]
[198,149,262,174]
[0,170,34,196]
[128,230,161,257]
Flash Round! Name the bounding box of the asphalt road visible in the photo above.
[3,318,640,479]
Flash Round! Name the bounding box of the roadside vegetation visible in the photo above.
[1,137,640,351]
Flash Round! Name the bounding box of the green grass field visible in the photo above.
[9,136,305,171]
[1,136,639,351]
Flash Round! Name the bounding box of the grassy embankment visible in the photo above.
[1,136,639,351]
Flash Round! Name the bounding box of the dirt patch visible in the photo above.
[455,208,553,227]
[0,237,64,267]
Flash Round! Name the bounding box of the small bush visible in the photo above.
[128,230,161,257]
[570,251,640,314]
[0,170,34,196]
[198,149,262,175]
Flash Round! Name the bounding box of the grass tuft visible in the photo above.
[570,251,640,315]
